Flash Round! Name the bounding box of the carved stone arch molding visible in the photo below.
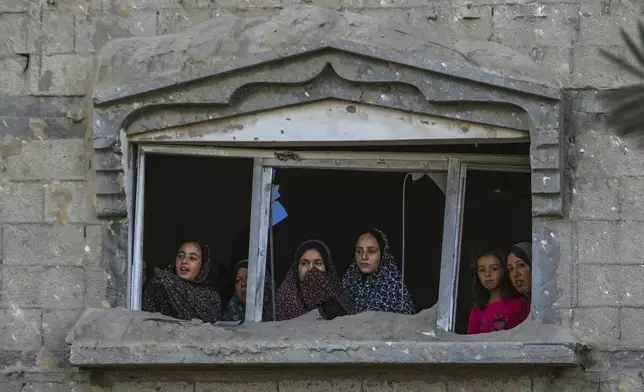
[93,5,564,310]
[93,5,563,220]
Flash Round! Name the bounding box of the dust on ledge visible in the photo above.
[67,306,579,349]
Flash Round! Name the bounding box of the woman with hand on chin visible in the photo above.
[276,240,355,321]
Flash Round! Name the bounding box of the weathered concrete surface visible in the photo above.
[67,308,582,366]
[128,100,530,144]
[94,5,561,103]
[89,5,566,235]
[0,1,644,391]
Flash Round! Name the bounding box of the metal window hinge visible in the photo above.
[275,151,300,162]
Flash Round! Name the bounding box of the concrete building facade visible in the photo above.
[1,0,643,391]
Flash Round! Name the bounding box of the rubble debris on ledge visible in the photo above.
[67,307,584,367]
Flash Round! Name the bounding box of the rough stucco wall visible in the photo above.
[0,0,643,391]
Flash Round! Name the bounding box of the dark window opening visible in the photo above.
[270,168,445,313]
[455,169,532,334]
[138,149,531,330]
[143,154,254,307]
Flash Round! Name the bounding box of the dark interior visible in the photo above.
[270,168,445,313]
[142,152,531,322]
[142,154,254,305]
[454,169,532,334]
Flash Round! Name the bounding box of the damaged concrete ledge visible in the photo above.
[67,308,584,367]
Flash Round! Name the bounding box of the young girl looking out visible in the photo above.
[467,249,529,334]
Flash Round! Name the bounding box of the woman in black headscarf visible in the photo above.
[142,240,221,323]
[276,240,355,321]
[342,229,415,314]
[222,259,274,322]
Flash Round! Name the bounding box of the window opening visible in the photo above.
[269,167,445,315]
[137,153,255,312]
[130,144,530,331]
[455,168,532,334]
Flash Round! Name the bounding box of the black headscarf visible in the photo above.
[276,240,355,321]
[143,239,221,323]
[342,229,415,315]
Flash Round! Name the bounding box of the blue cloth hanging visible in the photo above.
[271,172,288,226]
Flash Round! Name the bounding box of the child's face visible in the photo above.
[175,242,202,281]
[477,255,503,291]
[235,267,248,304]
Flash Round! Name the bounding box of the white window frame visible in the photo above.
[129,144,529,330]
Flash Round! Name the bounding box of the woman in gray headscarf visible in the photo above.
[506,242,532,299]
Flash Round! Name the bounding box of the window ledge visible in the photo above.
[67,308,584,367]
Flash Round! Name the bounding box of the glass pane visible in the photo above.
[455,169,532,334]
[268,167,446,318]
[141,154,254,321]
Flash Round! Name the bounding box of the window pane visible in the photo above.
[455,169,531,334]
[269,167,446,318]
[141,154,254,320]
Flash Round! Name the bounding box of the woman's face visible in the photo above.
[175,242,202,281]
[477,255,503,291]
[235,267,248,303]
[355,233,381,274]
[298,249,326,282]
[507,252,531,295]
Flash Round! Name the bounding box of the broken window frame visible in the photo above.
[129,144,530,330]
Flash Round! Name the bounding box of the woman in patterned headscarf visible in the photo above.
[342,229,415,314]
[222,259,273,322]
[276,240,355,321]
[506,242,532,299]
[143,240,221,323]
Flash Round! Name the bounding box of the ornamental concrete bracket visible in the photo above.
[91,5,565,221]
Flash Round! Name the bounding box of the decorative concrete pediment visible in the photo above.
[92,5,564,218]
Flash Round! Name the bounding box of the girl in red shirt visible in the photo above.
[467,249,530,335]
